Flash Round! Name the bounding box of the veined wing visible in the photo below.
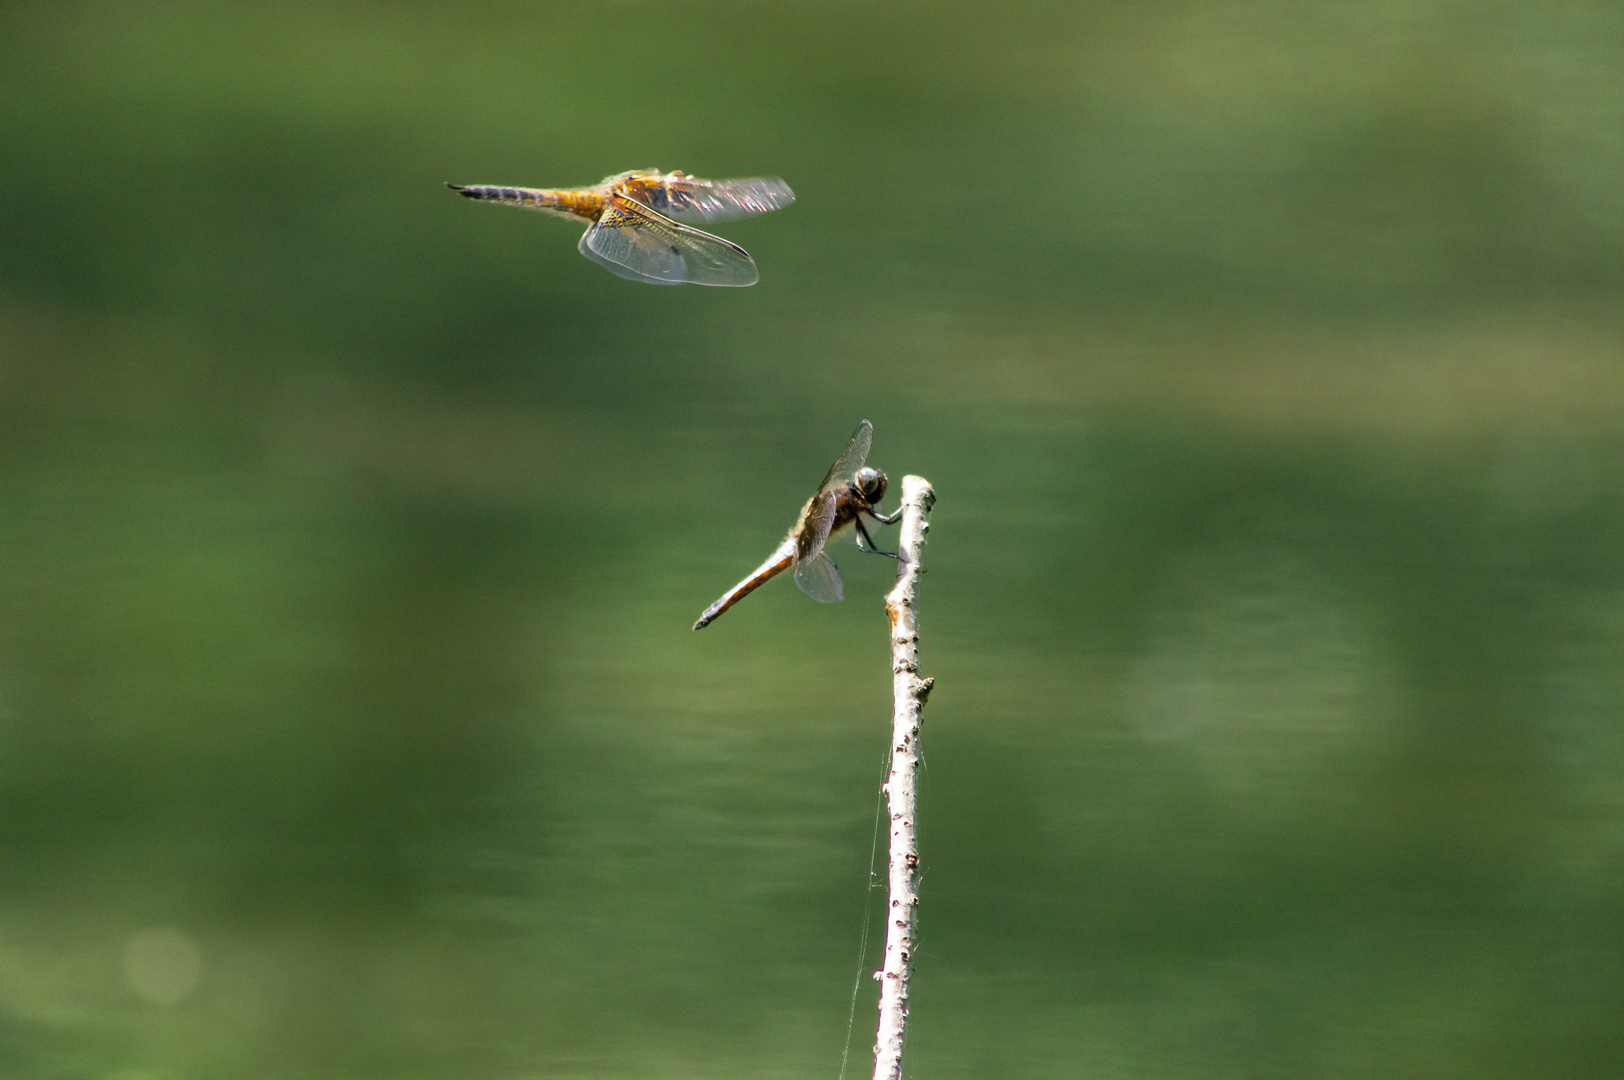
[795,488,839,566]
[628,175,795,224]
[792,551,844,604]
[815,420,873,494]
[579,195,760,286]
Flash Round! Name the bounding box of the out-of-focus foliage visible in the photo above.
[3,1,1624,1076]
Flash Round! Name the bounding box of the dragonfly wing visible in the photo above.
[578,228,682,284]
[792,551,844,604]
[796,488,839,567]
[579,195,760,286]
[637,176,796,224]
[815,420,873,492]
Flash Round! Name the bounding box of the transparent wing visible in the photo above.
[796,489,839,566]
[623,175,795,224]
[579,195,760,287]
[815,420,873,493]
[792,551,844,604]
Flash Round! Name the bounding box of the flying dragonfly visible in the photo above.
[694,420,901,630]
[446,169,794,286]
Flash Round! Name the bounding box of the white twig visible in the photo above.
[872,475,936,1080]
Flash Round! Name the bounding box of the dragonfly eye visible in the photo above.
[858,468,887,504]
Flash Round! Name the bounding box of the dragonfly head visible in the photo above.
[856,467,888,506]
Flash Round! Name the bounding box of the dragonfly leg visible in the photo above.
[855,518,900,559]
[870,506,904,525]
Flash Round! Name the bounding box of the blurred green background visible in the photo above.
[5,1,1624,1076]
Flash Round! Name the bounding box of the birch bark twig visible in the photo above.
[873,474,936,1080]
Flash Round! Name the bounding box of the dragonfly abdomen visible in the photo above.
[693,541,797,630]
[445,184,604,221]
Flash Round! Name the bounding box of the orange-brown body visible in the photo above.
[693,421,899,630]
[693,472,894,629]
[447,171,707,223]
[447,169,794,287]
[448,184,608,221]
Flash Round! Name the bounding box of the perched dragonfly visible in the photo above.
[694,420,901,630]
[446,169,794,286]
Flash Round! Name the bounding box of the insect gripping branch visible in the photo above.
[873,475,936,1080]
